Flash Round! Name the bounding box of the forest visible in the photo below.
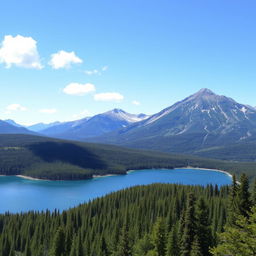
[1,134,256,181]
[0,174,255,256]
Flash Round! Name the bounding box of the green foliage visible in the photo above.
[0,134,256,181]
[151,218,167,256]
[180,193,197,256]
[0,183,229,256]
[237,173,252,217]
[190,235,203,256]
[166,224,179,256]
[212,206,256,256]
[196,198,212,255]
[50,227,65,256]
[133,234,154,256]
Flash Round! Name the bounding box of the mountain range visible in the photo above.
[86,88,256,161]
[1,88,256,161]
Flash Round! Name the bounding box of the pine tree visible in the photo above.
[133,234,154,256]
[166,224,179,256]
[69,233,83,256]
[237,174,252,218]
[180,193,197,256]
[115,223,132,256]
[76,233,83,256]
[212,206,256,256]
[100,236,109,256]
[190,235,203,256]
[50,227,66,256]
[227,175,238,226]
[151,217,167,256]
[70,235,77,256]
[196,198,212,256]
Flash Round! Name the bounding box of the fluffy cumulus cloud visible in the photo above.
[63,83,96,96]
[6,104,27,112]
[94,92,124,102]
[39,108,57,114]
[132,100,140,105]
[0,35,42,69]
[49,50,82,69]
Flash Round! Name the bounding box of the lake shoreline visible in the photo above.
[179,166,233,178]
[4,166,233,181]
[16,175,44,181]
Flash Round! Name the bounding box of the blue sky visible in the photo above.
[0,0,256,125]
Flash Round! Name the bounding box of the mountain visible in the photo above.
[40,109,148,140]
[38,117,90,136]
[27,121,62,132]
[4,119,23,127]
[87,89,256,157]
[0,120,35,135]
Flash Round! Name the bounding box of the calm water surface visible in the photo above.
[0,168,232,213]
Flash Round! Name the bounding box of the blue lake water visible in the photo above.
[0,168,232,213]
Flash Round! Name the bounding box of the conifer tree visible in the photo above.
[166,224,179,256]
[69,233,83,256]
[237,173,252,218]
[190,235,203,256]
[115,223,131,256]
[212,206,256,256]
[100,236,109,256]
[50,227,66,256]
[70,235,77,256]
[227,175,238,226]
[196,198,212,256]
[76,233,83,256]
[151,217,167,256]
[180,193,197,256]
[133,234,154,256]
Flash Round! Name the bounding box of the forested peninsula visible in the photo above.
[0,134,256,181]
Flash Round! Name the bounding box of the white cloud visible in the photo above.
[6,104,27,113]
[0,35,42,69]
[132,100,141,106]
[94,92,124,102]
[63,83,96,96]
[84,69,100,75]
[49,50,82,69]
[84,65,108,76]
[39,108,57,114]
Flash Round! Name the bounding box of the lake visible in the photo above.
[0,168,232,213]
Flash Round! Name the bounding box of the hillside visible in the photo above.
[39,109,148,140]
[86,89,256,161]
[0,120,35,135]
[0,134,256,180]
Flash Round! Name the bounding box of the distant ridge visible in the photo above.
[39,109,149,140]
[85,88,256,160]
[0,120,35,135]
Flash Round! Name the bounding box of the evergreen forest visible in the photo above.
[0,174,255,256]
